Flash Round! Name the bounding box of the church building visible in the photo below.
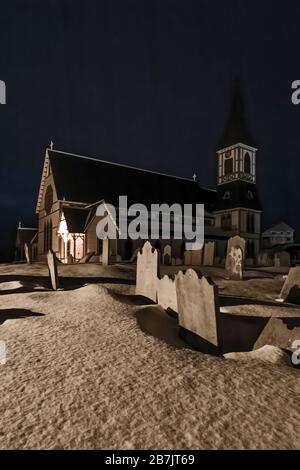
[34,83,262,264]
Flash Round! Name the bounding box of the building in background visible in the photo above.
[15,223,37,262]
[262,221,295,248]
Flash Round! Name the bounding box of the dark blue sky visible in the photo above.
[1,0,300,260]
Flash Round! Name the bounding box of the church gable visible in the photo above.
[36,149,59,215]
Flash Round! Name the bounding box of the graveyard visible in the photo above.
[0,240,300,450]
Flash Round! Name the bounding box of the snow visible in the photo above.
[0,263,299,449]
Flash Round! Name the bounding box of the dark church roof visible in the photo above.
[63,207,90,233]
[214,180,261,211]
[218,82,256,149]
[47,150,216,210]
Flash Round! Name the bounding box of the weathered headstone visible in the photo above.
[24,242,31,265]
[47,249,59,290]
[191,249,202,266]
[254,317,300,352]
[203,242,215,266]
[157,275,178,313]
[225,236,245,280]
[67,254,74,264]
[175,269,220,352]
[175,258,183,265]
[79,251,95,264]
[163,244,172,265]
[184,251,192,265]
[279,266,300,304]
[261,252,273,267]
[274,251,291,268]
[136,241,160,302]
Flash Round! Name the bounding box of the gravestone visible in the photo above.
[171,257,176,266]
[102,238,110,266]
[175,269,220,352]
[184,251,192,265]
[136,241,160,302]
[225,236,245,280]
[279,266,300,304]
[184,250,202,266]
[175,258,183,265]
[67,254,74,264]
[261,252,273,267]
[203,242,215,266]
[274,251,291,268]
[191,249,202,266]
[79,251,95,264]
[47,249,59,290]
[157,275,178,313]
[163,244,172,265]
[24,242,31,265]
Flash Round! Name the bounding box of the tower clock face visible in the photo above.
[45,185,53,215]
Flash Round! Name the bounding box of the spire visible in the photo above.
[218,80,255,149]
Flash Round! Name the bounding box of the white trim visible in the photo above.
[217,143,258,153]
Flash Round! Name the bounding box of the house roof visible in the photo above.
[63,207,90,233]
[218,81,256,149]
[262,221,295,235]
[45,149,216,210]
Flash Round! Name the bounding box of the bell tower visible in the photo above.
[214,81,262,260]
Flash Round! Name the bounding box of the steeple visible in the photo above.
[218,80,255,149]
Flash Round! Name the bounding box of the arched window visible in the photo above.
[244,152,251,174]
[224,157,233,175]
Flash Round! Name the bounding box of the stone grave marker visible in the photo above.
[24,242,31,265]
[136,241,160,302]
[79,251,95,264]
[203,242,215,266]
[274,251,291,268]
[163,244,172,265]
[157,275,178,313]
[175,269,220,352]
[225,235,245,280]
[47,249,59,290]
[279,266,300,304]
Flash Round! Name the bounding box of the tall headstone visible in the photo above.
[24,242,31,265]
[184,251,192,265]
[203,242,215,266]
[274,251,291,268]
[225,236,245,280]
[261,252,273,267]
[279,266,300,304]
[47,249,59,291]
[136,241,160,302]
[175,269,220,351]
[157,275,178,313]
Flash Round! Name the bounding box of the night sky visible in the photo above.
[1,0,300,261]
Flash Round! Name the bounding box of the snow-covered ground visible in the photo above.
[0,263,299,449]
